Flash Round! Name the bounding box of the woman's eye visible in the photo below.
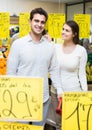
[62,28,64,30]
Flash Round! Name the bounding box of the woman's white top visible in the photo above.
[51,44,88,94]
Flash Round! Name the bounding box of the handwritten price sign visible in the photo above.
[19,13,30,37]
[0,122,43,130]
[74,14,90,38]
[0,77,43,121]
[48,13,65,38]
[0,12,10,38]
[62,92,92,130]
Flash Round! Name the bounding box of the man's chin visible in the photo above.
[35,32,42,35]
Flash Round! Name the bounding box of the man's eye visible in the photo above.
[41,21,45,24]
[35,20,39,23]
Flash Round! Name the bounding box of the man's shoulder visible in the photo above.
[12,34,29,44]
[17,34,29,41]
[43,38,55,46]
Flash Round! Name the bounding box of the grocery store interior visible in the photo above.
[0,0,92,130]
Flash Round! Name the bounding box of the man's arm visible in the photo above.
[7,40,19,75]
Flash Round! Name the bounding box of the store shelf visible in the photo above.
[10,16,19,25]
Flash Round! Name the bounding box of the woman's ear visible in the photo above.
[73,32,77,37]
[75,32,77,36]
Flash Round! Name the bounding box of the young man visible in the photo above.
[7,7,63,127]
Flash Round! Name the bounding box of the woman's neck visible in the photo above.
[62,41,76,54]
[63,41,75,47]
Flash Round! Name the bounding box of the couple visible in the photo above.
[7,7,88,130]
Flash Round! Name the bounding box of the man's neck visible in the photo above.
[30,32,42,43]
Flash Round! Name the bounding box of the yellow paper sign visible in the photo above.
[0,12,10,38]
[0,122,43,130]
[0,76,43,121]
[48,14,65,38]
[19,13,30,37]
[74,14,90,38]
[62,92,92,130]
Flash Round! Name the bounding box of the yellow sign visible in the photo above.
[19,13,30,37]
[74,14,90,38]
[0,12,10,38]
[62,92,92,130]
[48,14,65,38]
[0,122,43,130]
[0,77,43,121]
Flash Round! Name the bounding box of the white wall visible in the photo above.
[0,0,65,16]
[66,2,92,32]
[67,2,92,21]
[67,4,83,21]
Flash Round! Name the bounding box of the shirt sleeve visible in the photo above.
[48,45,63,95]
[6,40,19,75]
[78,47,88,91]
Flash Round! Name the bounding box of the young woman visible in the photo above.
[50,20,88,130]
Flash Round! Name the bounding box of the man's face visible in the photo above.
[30,13,46,35]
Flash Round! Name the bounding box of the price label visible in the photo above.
[62,92,92,130]
[0,77,43,121]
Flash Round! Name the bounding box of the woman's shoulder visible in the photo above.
[77,44,86,51]
[54,44,62,55]
[76,44,87,55]
[54,43,62,49]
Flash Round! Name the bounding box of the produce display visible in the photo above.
[0,25,19,75]
[86,53,92,82]
[0,45,9,75]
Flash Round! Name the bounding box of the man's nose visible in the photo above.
[38,22,42,26]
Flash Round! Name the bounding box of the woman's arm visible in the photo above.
[78,47,88,91]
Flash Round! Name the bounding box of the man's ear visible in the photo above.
[29,19,31,23]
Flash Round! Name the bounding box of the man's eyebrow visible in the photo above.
[34,19,46,23]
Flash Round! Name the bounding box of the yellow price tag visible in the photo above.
[62,92,92,130]
[0,76,43,122]
[0,122,43,130]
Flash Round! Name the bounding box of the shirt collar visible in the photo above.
[27,33,46,43]
[27,33,33,42]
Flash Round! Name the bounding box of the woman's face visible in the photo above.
[62,24,74,42]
